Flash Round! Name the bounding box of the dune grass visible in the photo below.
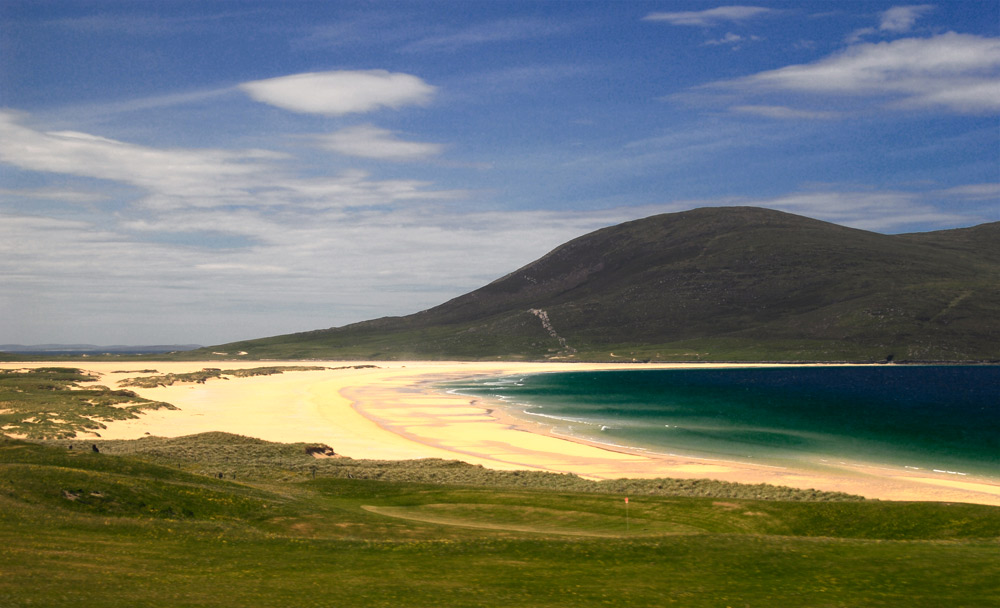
[3,435,999,607]
[56,431,862,502]
[0,367,177,439]
[117,365,337,388]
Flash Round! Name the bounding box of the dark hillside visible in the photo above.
[192,207,1000,361]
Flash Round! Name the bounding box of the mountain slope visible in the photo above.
[197,207,1000,362]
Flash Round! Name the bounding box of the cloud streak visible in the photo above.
[716,33,1000,114]
[0,111,275,202]
[643,6,775,27]
[730,105,840,119]
[315,125,444,161]
[0,111,460,214]
[403,17,572,52]
[880,4,935,32]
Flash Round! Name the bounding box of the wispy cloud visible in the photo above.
[934,182,1000,201]
[643,6,775,27]
[880,4,935,32]
[239,70,436,116]
[715,33,1000,114]
[0,110,459,214]
[314,125,444,161]
[0,111,275,203]
[730,105,840,119]
[47,10,262,35]
[403,17,573,52]
[663,187,985,232]
[744,189,963,231]
[0,106,639,342]
[0,187,109,204]
[847,4,936,43]
[704,32,763,47]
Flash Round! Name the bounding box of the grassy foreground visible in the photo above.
[3,435,999,607]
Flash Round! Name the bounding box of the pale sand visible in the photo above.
[3,360,998,506]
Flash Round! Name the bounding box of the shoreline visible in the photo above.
[449,381,995,483]
[2,360,999,505]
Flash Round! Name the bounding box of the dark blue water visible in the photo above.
[444,366,1000,478]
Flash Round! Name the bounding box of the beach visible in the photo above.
[3,360,999,506]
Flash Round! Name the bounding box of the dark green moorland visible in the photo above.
[2,368,999,606]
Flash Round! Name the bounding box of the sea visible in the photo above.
[443,366,1000,479]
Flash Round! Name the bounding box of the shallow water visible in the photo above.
[444,366,1000,478]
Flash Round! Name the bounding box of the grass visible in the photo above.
[2,366,998,606]
[0,367,177,439]
[118,365,348,388]
[48,431,864,502]
[2,435,999,607]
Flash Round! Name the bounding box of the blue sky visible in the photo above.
[1,1,998,346]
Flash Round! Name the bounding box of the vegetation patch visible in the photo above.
[1,436,998,607]
[0,367,176,439]
[117,365,350,388]
[61,431,864,502]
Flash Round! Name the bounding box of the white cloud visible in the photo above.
[742,190,972,231]
[0,109,493,341]
[935,183,1000,201]
[730,105,840,119]
[650,188,981,232]
[0,187,109,204]
[845,27,877,45]
[643,6,774,27]
[194,263,289,274]
[705,33,745,46]
[315,125,444,161]
[880,5,935,33]
[0,111,274,202]
[725,33,1000,114]
[239,70,436,116]
[0,111,460,213]
[279,171,465,208]
[848,5,935,43]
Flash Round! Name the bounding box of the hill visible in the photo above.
[193,207,1000,362]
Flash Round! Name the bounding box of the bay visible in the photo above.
[444,366,1000,478]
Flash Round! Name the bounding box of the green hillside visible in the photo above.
[192,207,1000,361]
[3,434,999,607]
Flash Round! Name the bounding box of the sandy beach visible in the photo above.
[3,360,998,506]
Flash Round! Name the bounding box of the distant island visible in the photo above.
[0,344,202,356]
[182,207,999,363]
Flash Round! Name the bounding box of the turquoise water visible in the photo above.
[444,366,1000,478]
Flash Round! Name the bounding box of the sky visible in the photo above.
[1,1,998,346]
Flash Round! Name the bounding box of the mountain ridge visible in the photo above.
[190,207,1000,362]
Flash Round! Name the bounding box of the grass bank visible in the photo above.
[2,435,999,607]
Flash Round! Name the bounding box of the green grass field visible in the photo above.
[3,435,999,607]
[2,367,998,606]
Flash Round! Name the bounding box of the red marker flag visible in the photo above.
[624,497,629,503]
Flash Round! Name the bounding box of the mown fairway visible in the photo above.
[2,437,999,607]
